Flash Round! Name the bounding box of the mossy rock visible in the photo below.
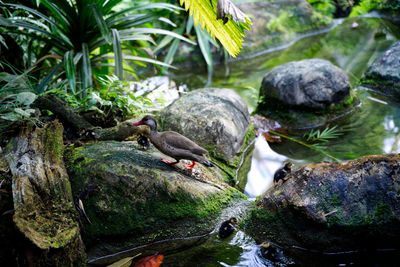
[361,41,400,98]
[159,88,255,186]
[244,154,400,252]
[65,141,246,264]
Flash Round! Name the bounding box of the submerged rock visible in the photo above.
[159,88,255,185]
[362,41,400,97]
[244,154,400,252]
[260,59,350,110]
[65,141,245,265]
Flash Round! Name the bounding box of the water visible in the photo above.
[131,15,400,266]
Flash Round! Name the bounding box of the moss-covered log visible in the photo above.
[4,121,86,266]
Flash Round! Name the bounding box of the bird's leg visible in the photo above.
[184,161,196,169]
[161,158,179,165]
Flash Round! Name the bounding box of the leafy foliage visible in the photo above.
[48,75,154,122]
[0,72,37,127]
[349,0,400,17]
[0,0,193,94]
[306,0,336,17]
[304,125,343,143]
[179,0,251,57]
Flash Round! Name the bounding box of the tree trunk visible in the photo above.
[4,121,86,266]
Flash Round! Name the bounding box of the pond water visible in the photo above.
[154,15,400,266]
[128,14,400,267]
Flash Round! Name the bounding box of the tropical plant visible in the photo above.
[178,0,252,58]
[304,125,343,143]
[0,0,194,96]
[0,72,38,128]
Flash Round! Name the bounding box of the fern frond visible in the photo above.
[179,0,251,57]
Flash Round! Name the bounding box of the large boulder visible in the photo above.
[244,154,400,253]
[65,141,245,265]
[159,88,255,185]
[362,41,400,97]
[260,59,351,110]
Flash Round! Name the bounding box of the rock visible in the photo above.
[159,88,255,184]
[362,41,400,97]
[65,141,246,265]
[244,154,400,252]
[260,59,350,110]
[239,0,331,55]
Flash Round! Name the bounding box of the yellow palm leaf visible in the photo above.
[179,0,252,57]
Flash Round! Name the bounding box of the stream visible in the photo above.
[136,15,400,266]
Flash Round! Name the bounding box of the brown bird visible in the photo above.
[133,115,213,169]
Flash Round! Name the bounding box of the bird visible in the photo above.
[133,115,213,169]
[137,134,150,150]
[273,162,294,186]
[260,241,284,262]
[218,217,238,238]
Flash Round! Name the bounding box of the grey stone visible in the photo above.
[159,88,251,162]
[244,154,400,252]
[260,59,350,109]
[363,41,400,97]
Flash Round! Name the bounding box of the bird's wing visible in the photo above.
[161,131,208,155]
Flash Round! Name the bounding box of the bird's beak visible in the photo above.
[133,120,143,126]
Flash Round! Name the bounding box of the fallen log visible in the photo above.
[4,121,86,266]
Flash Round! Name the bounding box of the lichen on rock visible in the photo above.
[244,154,400,252]
[65,141,246,264]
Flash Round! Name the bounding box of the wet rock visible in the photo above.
[65,141,245,265]
[260,59,350,110]
[362,41,400,97]
[159,88,255,184]
[244,154,400,252]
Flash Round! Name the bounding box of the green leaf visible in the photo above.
[90,3,112,44]
[36,62,63,93]
[112,29,123,79]
[194,25,212,67]
[1,112,20,122]
[162,38,180,67]
[64,50,76,93]
[179,0,251,57]
[81,43,93,89]
[120,28,196,45]
[124,55,177,69]
[16,92,37,106]
[14,108,35,117]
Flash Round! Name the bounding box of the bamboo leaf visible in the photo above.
[163,38,180,67]
[90,3,112,44]
[112,29,123,79]
[64,50,76,94]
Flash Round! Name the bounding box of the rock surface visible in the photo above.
[65,141,245,265]
[362,41,400,97]
[159,88,254,183]
[244,154,400,252]
[260,59,350,110]
[239,0,331,55]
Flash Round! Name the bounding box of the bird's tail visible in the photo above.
[201,160,214,167]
